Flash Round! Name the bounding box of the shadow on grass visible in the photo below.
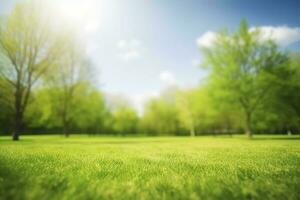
[252,136,300,140]
[0,161,27,200]
[58,140,168,145]
[0,138,168,144]
[0,138,35,143]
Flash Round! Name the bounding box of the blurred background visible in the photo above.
[0,0,300,139]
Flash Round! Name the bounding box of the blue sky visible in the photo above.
[1,0,300,111]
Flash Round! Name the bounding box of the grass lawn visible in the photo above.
[0,135,299,200]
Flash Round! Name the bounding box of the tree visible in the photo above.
[73,88,107,134]
[176,87,215,136]
[141,89,179,135]
[284,54,300,123]
[176,86,238,136]
[112,106,138,135]
[0,2,62,140]
[0,78,14,133]
[201,20,289,137]
[26,83,107,134]
[271,53,300,133]
[176,89,197,136]
[44,35,92,137]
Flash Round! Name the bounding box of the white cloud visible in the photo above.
[119,50,140,61]
[250,26,300,46]
[117,39,142,61]
[196,31,218,48]
[197,26,300,49]
[159,71,177,86]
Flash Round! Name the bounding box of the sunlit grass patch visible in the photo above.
[0,135,299,200]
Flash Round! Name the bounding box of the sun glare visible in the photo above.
[52,0,101,35]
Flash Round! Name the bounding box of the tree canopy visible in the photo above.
[0,3,299,139]
[201,20,290,137]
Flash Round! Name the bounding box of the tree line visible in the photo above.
[0,2,299,140]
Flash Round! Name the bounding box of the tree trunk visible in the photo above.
[12,88,22,141]
[12,111,22,140]
[245,112,252,138]
[12,128,19,141]
[225,116,232,137]
[190,126,195,137]
[63,121,69,138]
[64,129,69,138]
[61,101,70,138]
[13,111,22,140]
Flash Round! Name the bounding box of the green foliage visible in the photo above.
[276,53,300,128]
[0,4,299,137]
[0,78,13,132]
[26,83,107,133]
[176,87,215,135]
[202,20,290,136]
[0,1,69,139]
[141,91,180,135]
[112,106,138,135]
[0,135,299,200]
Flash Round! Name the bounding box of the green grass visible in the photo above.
[0,135,299,200]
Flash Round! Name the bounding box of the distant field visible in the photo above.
[0,135,299,200]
